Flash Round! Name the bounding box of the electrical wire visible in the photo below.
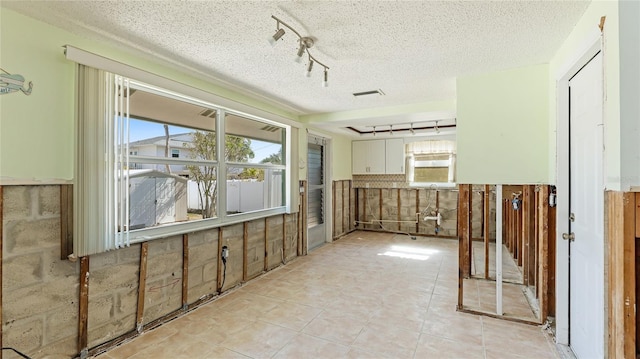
[220,256,227,292]
[2,348,31,359]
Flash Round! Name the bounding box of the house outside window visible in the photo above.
[74,65,291,255]
[406,140,456,187]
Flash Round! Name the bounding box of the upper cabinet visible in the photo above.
[385,138,405,174]
[352,139,405,175]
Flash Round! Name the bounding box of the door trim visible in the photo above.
[555,38,602,346]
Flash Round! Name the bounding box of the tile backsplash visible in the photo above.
[352,174,408,188]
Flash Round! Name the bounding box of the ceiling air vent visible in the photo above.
[199,109,216,118]
[353,89,385,97]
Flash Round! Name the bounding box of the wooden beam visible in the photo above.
[217,229,224,293]
[264,217,269,271]
[469,188,473,274]
[0,185,3,354]
[78,256,90,354]
[458,184,472,278]
[332,181,337,238]
[136,242,149,332]
[182,234,189,310]
[521,186,533,285]
[636,193,640,239]
[379,189,383,229]
[484,185,490,279]
[349,180,352,232]
[536,186,549,324]
[623,193,636,358]
[363,188,367,230]
[60,184,73,260]
[397,189,401,232]
[436,190,441,236]
[343,181,346,234]
[243,222,248,281]
[416,189,420,234]
[282,214,286,263]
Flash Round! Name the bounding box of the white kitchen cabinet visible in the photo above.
[385,138,405,174]
[352,139,405,174]
[352,139,386,174]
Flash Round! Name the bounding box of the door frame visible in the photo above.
[555,35,602,346]
[306,131,333,252]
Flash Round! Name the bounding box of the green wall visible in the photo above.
[456,64,549,184]
[0,8,328,184]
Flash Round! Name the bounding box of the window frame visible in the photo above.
[67,45,298,255]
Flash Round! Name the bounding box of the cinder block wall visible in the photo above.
[354,186,496,240]
[1,185,301,358]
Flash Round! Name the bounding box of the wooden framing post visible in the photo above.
[606,191,636,358]
[264,218,269,271]
[243,222,248,281]
[282,214,286,263]
[522,185,535,285]
[536,186,550,323]
[217,229,224,293]
[457,184,471,308]
[332,181,337,238]
[343,181,347,234]
[78,256,90,355]
[484,185,490,279]
[303,181,308,255]
[182,234,189,311]
[379,188,383,228]
[416,189,420,234]
[397,189,401,232]
[1,186,3,354]
[136,242,149,332]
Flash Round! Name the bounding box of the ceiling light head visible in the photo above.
[295,37,314,63]
[322,68,328,87]
[269,28,285,46]
[305,59,314,78]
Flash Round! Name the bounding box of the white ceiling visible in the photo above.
[3,0,590,133]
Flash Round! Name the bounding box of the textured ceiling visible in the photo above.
[3,0,590,121]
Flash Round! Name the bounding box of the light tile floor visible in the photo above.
[96,231,559,359]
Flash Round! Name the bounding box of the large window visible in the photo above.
[74,63,292,256]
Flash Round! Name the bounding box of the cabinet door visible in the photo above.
[385,138,405,174]
[367,139,386,174]
[352,141,370,174]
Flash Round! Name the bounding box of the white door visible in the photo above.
[568,52,604,358]
[307,136,326,250]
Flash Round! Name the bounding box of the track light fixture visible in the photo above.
[306,59,314,77]
[269,15,330,87]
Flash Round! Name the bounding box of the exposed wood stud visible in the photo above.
[537,186,549,324]
[469,188,473,273]
[264,217,269,271]
[217,229,224,293]
[397,188,401,232]
[521,186,532,285]
[243,222,248,281]
[349,180,352,232]
[416,189,420,234]
[342,181,346,234]
[136,242,149,332]
[484,185,490,279]
[624,193,636,357]
[363,188,367,230]
[78,256,90,353]
[282,214,286,263]
[332,181,337,238]
[636,193,640,239]
[60,184,74,260]
[379,189,383,229]
[0,185,3,354]
[182,234,189,310]
[458,184,471,278]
